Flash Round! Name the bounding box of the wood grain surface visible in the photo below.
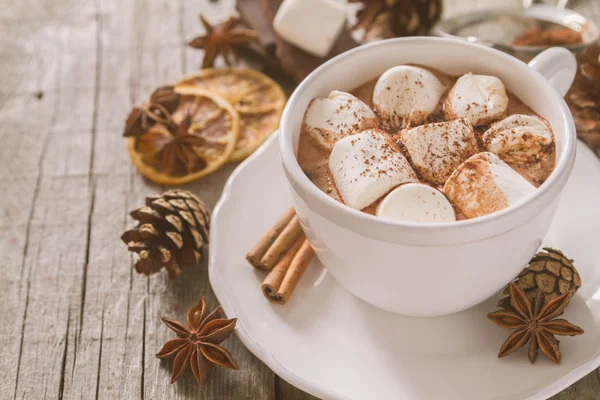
[0,0,598,399]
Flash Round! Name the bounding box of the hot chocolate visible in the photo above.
[296,65,556,222]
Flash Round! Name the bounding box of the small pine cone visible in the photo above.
[388,0,442,37]
[352,0,442,41]
[121,189,209,279]
[566,43,600,149]
[498,248,582,309]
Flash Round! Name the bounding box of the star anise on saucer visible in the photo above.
[156,297,238,387]
[123,86,181,138]
[188,15,258,69]
[487,283,584,364]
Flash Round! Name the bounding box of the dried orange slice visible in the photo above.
[175,68,286,161]
[127,88,239,185]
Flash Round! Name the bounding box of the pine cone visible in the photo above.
[388,0,442,37]
[352,0,442,41]
[566,43,600,149]
[121,189,210,279]
[498,248,581,309]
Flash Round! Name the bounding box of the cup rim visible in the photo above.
[279,37,576,232]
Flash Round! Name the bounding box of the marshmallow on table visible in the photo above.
[273,0,346,58]
[372,65,446,129]
[377,183,456,223]
[302,91,379,150]
[444,73,508,126]
[330,129,418,210]
[398,118,478,185]
[443,152,536,219]
[482,114,555,185]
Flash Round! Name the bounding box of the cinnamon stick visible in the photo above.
[259,215,302,270]
[262,236,305,300]
[262,238,314,304]
[246,207,295,269]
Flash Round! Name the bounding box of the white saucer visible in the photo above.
[209,134,600,400]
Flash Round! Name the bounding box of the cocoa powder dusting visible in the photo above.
[296,65,542,217]
[513,28,583,47]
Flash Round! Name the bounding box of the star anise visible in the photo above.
[135,112,208,177]
[156,297,238,387]
[123,86,181,137]
[188,15,257,69]
[487,283,584,364]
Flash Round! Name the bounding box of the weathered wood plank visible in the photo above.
[276,378,318,400]
[16,177,92,399]
[0,2,97,399]
[0,11,84,395]
[61,0,176,397]
[62,173,149,400]
[552,369,600,400]
[0,179,36,397]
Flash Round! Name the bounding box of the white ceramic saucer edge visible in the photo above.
[209,131,600,400]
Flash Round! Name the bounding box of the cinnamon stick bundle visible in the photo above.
[246,208,315,304]
[246,207,302,270]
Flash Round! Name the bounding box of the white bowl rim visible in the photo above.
[279,37,577,233]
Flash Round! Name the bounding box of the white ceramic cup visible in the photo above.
[279,38,577,317]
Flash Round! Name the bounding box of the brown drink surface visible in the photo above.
[296,66,552,217]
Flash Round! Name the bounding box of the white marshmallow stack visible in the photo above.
[377,183,456,222]
[444,73,508,126]
[273,0,346,58]
[443,152,536,219]
[329,129,418,210]
[372,66,446,129]
[302,91,379,150]
[399,118,478,185]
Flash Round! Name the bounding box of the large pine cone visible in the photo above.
[499,248,581,309]
[353,0,442,41]
[566,43,600,149]
[121,189,210,279]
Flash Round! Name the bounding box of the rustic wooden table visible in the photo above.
[1,0,599,399]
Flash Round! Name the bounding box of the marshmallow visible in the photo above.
[376,183,456,223]
[372,65,446,129]
[483,114,555,185]
[330,129,418,210]
[399,118,478,185]
[302,91,379,150]
[483,115,554,161]
[273,0,346,58]
[443,152,536,219]
[444,73,508,126]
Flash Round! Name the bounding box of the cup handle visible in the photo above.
[528,47,577,97]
